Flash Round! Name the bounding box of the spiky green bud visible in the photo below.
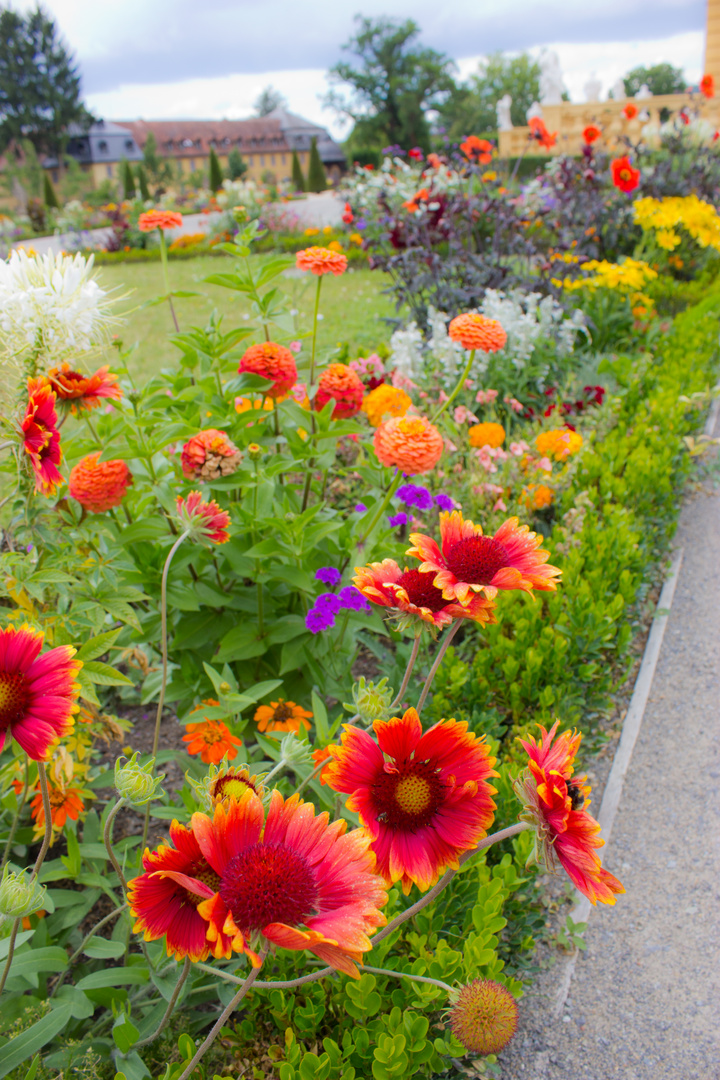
[0,865,47,924]
[114,752,165,807]
[344,677,394,725]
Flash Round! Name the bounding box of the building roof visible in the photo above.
[62,120,143,166]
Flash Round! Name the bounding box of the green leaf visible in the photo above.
[311,690,328,741]
[75,628,123,662]
[76,968,149,990]
[83,938,127,959]
[5,947,68,980]
[113,1013,141,1054]
[0,1002,73,1079]
[116,519,170,545]
[22,1055,40,1080]
[82,661,133,687]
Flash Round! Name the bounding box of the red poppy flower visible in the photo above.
[611,155,641,193]
[582,125,601,144]
[460,136,494,164]
[342,202,354,223]
[700,74,714,99]
[353,559,497,630]
[623,103,638,120]
[528,117,557,149]
[324,708,498,893]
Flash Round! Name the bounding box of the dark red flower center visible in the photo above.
[219,842,318,931]
[0,671,30,732]
[371,760,446,830]
[444,537,509,585]
[398,569,448,613]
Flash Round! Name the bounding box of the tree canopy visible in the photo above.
[439,53,541,139]
[623,63,686,98]
[0,4,93,158]
[253,86,287,116]
[326,16,455,156]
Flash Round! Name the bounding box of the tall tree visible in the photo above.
[440,53,541,138]
[326,16,455,156]
[307,137,327,192]
[0,5,93,159]
[141,131,173,192]
[623,63,685,98]
[291,149,305,192]
[135,163,150,200]
[253,86,287,116]
[121,158,136,199]
[208,146,223,190]
[227,148,248,179]
[42,169,59,208]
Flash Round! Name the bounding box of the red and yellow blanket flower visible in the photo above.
[47,364,122,412]
[315,363,364,419]
[296,246,348,276]
[128,819,221,961]
[460,136,493,163]
[514,722,624,905]
[138,210,183,231]
[374,415,443,475]
[0,625,81,761]
[22,378,63,496]
[468,422,505,449]
[362,384,412,427]
[239,342,297,399]
[324,708,497,893]
[152,788,388,976]
[69,454,132,512]
[207,766,264,806]
[253,699,313,735]
[448,314,507,353]
[175,491,230,544]
[30,779,85,834]
[353,559,497,631]
[408,511,561,604]
[181,429,243,481]
[183,712,243,765]
[611,155,641,193]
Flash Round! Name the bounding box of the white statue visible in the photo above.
[526,101,543,122]
[635,83,653,100]
[539,49,566,105]
[496,94,513,131]
[611,76,626,101]
[584,72,602,103]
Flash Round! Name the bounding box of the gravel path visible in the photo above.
[498,451,720,1078]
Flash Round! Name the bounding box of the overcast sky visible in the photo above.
[14,0,706,135]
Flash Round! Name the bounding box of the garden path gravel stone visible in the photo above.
[498,472,720,1080]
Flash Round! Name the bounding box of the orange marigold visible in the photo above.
[47,364,122,412]
[138,210,183,231]
[535,429,583,461]
[181,429,242,481]
[362,384,412,427]
[374,415,444,475]
[253,699,313,735]
[183,710,243,765]
[315,363,364,419]
[69,453,132,512]
[239,342,297,399]
[448,314,507,353]
[468,422,505,449]
[296,246,348,276]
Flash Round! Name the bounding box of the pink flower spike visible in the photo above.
[176,491,230,544]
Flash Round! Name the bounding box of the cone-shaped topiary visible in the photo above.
[121,158,136,199]
[208,146,223,191]
[228,148,247,179]
[43,171,60,209]
[291,149,305,192]
[136,164,150,201]
[307,137,327,193]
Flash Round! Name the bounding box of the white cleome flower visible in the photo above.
[0,249,120,370]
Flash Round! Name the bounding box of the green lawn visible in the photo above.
[98,256,399,382]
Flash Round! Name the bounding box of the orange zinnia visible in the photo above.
[515,722,624,905]
[31,781,84,832]
[315,363,364,419]
[138,210,183,231]
[362,384,412,426]
[582,125,601,144]
[374,415,444,475]
[468,422,505,449]
[253,699,313,735]
[181,429,242,481]
[448,314,507,353]
[460,136,493,164]
[296,246,348,276]
[47,364,123,412]
[611,155,641,193]
[183,717,243,764]
[239,342,297,399]
[69,453,132,512]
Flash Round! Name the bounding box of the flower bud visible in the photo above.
[344,676,393,725]
[219,681,232,694]
[0,865,47,923]
[447,979,519,1055]
[114,752,165,806]
[279,733,313,770]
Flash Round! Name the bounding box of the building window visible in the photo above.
[189,159,196,171]
[98,140,108,152]
[270,154,275,165]
[260,155,265,166]
[281,154,286,164]
[106,165,113,178]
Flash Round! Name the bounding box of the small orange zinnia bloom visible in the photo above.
[181,429,242,481]
[31,781,84,832]
[374,415,444,475]
[138,210,183,231]
[623,103,638,120]
[362,384,412,427]
[353,559,497,630]
[22,378,63,496]
[460,136,493,164]
[611,155,641,193]
[515,722,625,905]
[448,314,507,353]
[239,342,297,399]
[468,422,505,449]
[47,364,123,412]
[69,453,132,512]
[253,698,313,735]
[700,74,714,99]
[535,428,583,461]
[296,246,348,276]
[408,510,561,603]
[315,363,364,419]
[183,718,243,764]
[582,125,601,144]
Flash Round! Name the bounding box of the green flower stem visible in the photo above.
[83,413,102,447]
[309,274,323,387]
[358,471,404,545]
[103,798,129,893]
[159,229,180,333]
[0,919,20,995]
[273,401,284,486]
[0,755,29,873]
[174,945,268,1080]
[389,634,422,713]
[416,620,462,715]
[430,350,475,425]
[360,965,453,993]
[135,956,191,1048]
